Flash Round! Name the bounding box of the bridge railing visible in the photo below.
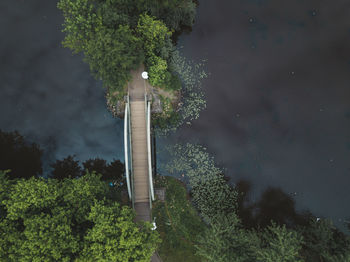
[146,95,155,209]
[124,98,131,200]
[124,94,135,208]
[146,96,155,202]
[128,95,135,208]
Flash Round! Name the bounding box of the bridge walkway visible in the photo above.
[128,66,161,262]
[129,66,151,222]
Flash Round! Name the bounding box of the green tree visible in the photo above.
[58,0,143,93]
[148,56,168,87]
[195,213,259,262]
[0,172,160,261]
[57,1,179,94]
[166,143,350,262]
[57,0,201,130]
[84,24,143,91]
[253,223,304,262]
[136,14,173,87]
[298,219,350,262]
[97,0,137,28]
[0,130,42,179]
[135,0,197,32]
[57,0,102,53]
[136,14,172,58]
[0,170,12,220]
[80,200,159,261]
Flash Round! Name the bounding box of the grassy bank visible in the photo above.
[152,176,205,262]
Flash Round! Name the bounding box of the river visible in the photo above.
[1,0,349,231]
[164,0,350,231]
[0,0,124,171]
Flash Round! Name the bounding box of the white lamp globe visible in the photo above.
[141,71,149,79]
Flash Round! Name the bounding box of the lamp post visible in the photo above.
[141,71,148,94]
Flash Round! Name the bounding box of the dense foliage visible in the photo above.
[153,176,205,262]
[297,219,350,261]
[137,13,173,88]
[57,0,196,94]
[165,143,350,262]
[58,0,208,131]
[0,171,160,261]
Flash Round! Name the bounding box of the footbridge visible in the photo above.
[124,67,162,262]
[124,67,155,222]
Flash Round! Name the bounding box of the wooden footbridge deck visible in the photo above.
[124,66,161,262]
[129,73,151,222]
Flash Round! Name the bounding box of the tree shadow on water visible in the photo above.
[0,129,43,179]
[235,179,313,230]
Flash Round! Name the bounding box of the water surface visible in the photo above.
[0,0,124,172]
[166,0,350,231]
[1,0,349,231]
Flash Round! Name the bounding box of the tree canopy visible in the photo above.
[166,143,350,262]
[297,219,350,262]
[57,0,196,94]
[57,0,207,131]
[0,171,160,261]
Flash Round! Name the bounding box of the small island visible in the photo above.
[58,0,204,132]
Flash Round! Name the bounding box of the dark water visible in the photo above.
[1,0,349,231]
[164,0,350,231]
[0,0,124,171]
